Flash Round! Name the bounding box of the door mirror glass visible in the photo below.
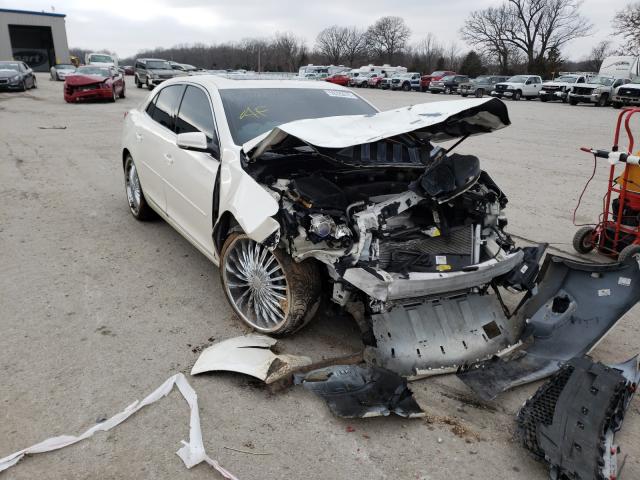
[176,132,208,152]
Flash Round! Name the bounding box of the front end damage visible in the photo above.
[238,97,639,390]
[240,98,541,373]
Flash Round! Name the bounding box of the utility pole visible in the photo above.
[258,45,261,73]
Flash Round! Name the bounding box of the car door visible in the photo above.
[134,84,186,213]
[164,84,220,257]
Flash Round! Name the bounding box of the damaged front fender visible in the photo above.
[458,255,640,400]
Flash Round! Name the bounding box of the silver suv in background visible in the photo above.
[134,58,184,90]
[568,76,630,107]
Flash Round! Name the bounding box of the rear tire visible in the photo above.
[135,76,142,88]
[475,89,484,98]
[31,77,37,89]
[220,232,322,336]
[573,226,596,254]
[612,101,622,109]
[618,244,640,263]
[570,98,578,105]
[124,155,156,221]
[119,85,126,98]
[444,86,451,94]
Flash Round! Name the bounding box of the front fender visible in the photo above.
[217,150,279,243]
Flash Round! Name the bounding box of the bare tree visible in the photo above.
[366,16,411,63]
[584,40,614,72]
[413,34,445,73]
[343,27,368,66]
[315,26,348,64]
[461,5,514,74]
[462,0,593,74]
[613,3,640,54]
[272,32,306,72]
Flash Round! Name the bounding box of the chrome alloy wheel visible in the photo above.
[125,161,141,214]
[222,236,290,332]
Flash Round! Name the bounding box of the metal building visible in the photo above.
[0,8,70,72]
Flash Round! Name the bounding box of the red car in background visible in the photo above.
[64,66,126,103]
[420,70,456,92]
[367,73,385,88]
[325,73,351,87]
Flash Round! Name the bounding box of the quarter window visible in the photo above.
[150,84,185,132]
[175,85,218,148]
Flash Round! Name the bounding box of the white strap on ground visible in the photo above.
[0,373,238,479]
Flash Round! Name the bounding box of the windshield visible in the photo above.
[507,75,528,83]
[89,54,113,63]
[591,76,614,86]
[56,64,75,69]
[555,75,578,83]
[220,88,377,146]
[147,60,172,70]
[430,71,446,76]
[0,63,20,72]
[442,75,455,81]
[76,66,111,77]
[474,76,490,82]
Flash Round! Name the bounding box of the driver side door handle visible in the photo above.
[164,153,173,165]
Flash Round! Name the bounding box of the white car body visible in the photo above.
[490,75,542,100]
[49,64,75,81]
[612,81,640,107]
[121,76,542,374]
[85,53,118,68]
[539,74,593,102]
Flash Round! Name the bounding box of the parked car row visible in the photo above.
[0,60,37,91]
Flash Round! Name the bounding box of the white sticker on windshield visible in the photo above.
[324,90,357,99]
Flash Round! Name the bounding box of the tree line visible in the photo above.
[71,1,640,77]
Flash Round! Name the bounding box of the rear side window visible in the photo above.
[175,85,218,147]
[150,84,185,131]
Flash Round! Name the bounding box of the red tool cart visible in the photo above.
[573,107,640,262]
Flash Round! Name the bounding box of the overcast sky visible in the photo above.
[1,0,630,60]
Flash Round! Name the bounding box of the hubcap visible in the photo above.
[126,161,141,213]
[223,237,289,331]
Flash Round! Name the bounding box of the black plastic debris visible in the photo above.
[295,365,425,419]
[517,356,639,480]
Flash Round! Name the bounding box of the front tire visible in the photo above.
[220,233,322,336]
[596,94,608,107]
[119,84,126,98]
[124,155,155,220]
[570,98,578,105]
[475,89,484,98]
[444,86,451,94]
[513,90,522,101]
[613,101,623,109]
[31,77,37,89]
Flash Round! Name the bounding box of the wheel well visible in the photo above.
[122,148,130,169]
[212,211,240,256]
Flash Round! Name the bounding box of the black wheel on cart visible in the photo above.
[618,244,640,262]
[573,226,596,254]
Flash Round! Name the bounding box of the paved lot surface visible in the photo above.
[1,74,639,479]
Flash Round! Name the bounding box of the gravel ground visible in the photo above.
[1,74,639,480]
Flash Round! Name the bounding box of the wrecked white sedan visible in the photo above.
[121,76,640,381]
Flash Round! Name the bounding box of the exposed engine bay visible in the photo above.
[245,128,532,375]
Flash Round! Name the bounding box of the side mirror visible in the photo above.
[177,132,208,152]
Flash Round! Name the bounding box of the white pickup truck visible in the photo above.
[490,75,543,100]
[568,75,630,107]
[539,73,594,103]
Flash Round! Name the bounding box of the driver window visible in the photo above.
[526,79,532,84]
[175,85,219,153]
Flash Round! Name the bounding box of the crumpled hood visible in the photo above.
[244,97,510,159]
[65,74,108,86]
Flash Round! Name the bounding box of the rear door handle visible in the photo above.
[164,153,173,165]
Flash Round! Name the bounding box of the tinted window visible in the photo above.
[176,86,218,148]
[150,84,185,131]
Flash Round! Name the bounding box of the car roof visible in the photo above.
[158,74,353,91]
[139,58,169,62]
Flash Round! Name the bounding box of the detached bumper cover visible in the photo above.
[457,255,640,400]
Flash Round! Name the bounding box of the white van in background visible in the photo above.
[85,52,118,68]
[599,56,639,79]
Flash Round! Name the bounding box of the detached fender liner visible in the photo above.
[457,255,640,400]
